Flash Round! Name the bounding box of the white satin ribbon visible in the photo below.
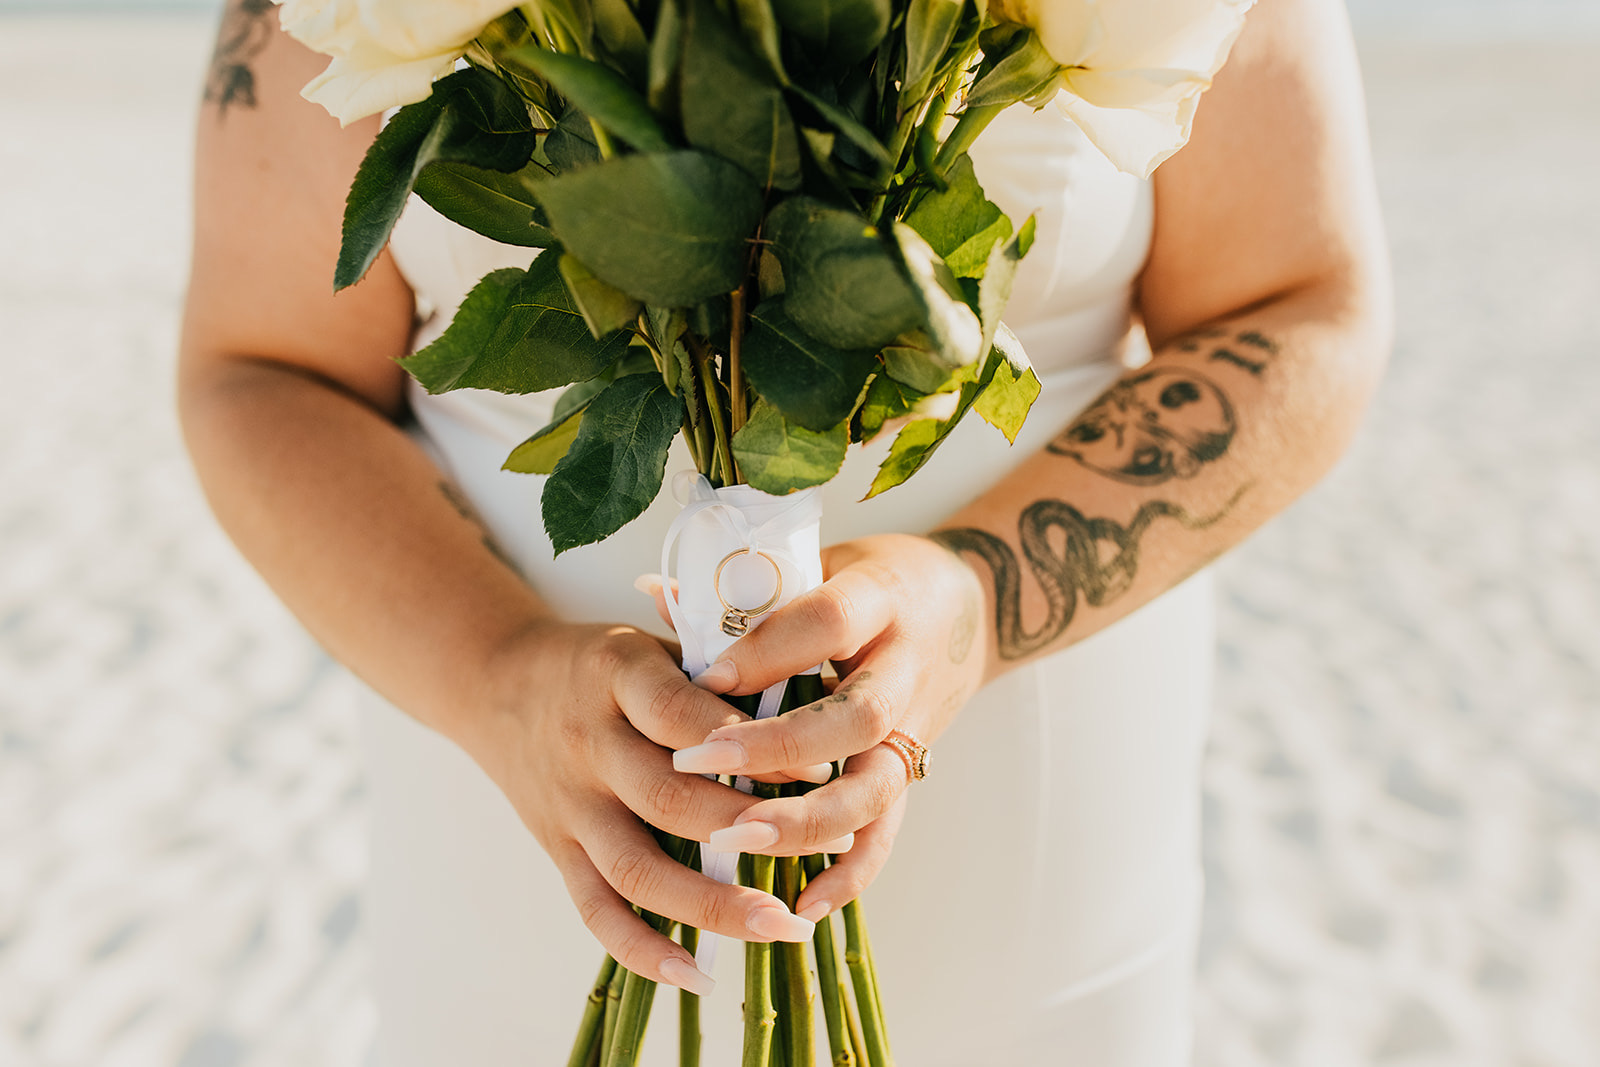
[657,472,825,976]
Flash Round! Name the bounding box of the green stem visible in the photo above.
[679,926,702,1067]
[803,856,852,1066]
[775,858,814,1067]
[930,103,1005,178]
[840,979,868,1067]
[742,855,778,1067]
[598,953,628,1067]
[692,340,737,486]
[604,968,656,1067]
[842,903,892,1067]
[569,955,620,1067]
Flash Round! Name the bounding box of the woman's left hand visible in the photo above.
[662,532,990,920]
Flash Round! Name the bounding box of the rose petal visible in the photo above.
[300,42,460,125]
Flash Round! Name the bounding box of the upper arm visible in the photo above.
[1137,0,1392,347]
[181,0,415,415]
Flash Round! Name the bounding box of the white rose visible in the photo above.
[989,0,1255,178]
[274,0,521,125]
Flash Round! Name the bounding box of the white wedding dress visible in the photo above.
[367,100,1213,1066]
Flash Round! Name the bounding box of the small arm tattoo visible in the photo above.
[204,0,277,114]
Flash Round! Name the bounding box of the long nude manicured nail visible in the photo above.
[659,956,716,996]
[709,820,779,852]
[794,762,835,785]
[748,907,814,942]
[797,900,832,924]
[693,660,739,694]
[632,573,664,595]
[816,833,855,855]
[674,739,747,775]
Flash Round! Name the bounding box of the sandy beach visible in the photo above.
[2,12,1597,1067]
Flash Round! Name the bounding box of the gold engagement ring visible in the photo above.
[713,549,783,637]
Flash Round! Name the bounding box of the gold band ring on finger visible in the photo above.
[713,549,783,637]
[884,729,930,783]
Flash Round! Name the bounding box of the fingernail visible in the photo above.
[693,660,739,694]
[659,956,716,996]
[797,900,832,924]
[816,833,855,855]
[674,739,747,775]
[708,820,779,852]
[794,762,835,785]
[748,907,814,942]
[632,572,663,595]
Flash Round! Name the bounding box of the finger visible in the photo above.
[598,722,755,840]
[795,794,907,923]
[673,651,915,777]
[693,566,899,697]
[608,640,749,750]
[582,804,816,946]
[553,838,716,995]
[702,743,908,855]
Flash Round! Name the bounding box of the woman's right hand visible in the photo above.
[461,618,832,994]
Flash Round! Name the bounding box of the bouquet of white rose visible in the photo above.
[274,0,1249,1062]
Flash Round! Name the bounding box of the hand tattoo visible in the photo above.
[932,488,1245,661]
[204,0,276,114]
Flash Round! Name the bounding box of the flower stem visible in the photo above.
[603,966,655,1067]
[802,856,852,1066]
[691,338,737,486]
[598,952,628,1066]
[728,285,748,435]
[679,926,702,1066]
[931,103,1005,178]
[569,955,619,1067]
[742,855,778,1067]
[843,903,892,1067]
[774,858,814,1066]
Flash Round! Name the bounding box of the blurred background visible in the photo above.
[2,1,1597,1065]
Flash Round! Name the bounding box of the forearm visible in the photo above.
[177,354,556,750]
[933,280,1388,682]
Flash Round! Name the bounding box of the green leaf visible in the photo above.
[785,85,893,177]
[543,106,601,172]
[680,0,801,190]
[535,151,763,306]
[543,375,684,554]
[890,222,985,372]
[741,300,877,431]
[399,252,633,395]
[903,154,1012,278]
[553,374,613,421]
[865,336,1022,498]
[337,69,535,290]
[593,0,650,82]
[765,197,923,351]
[504,45,671,152]
[855,371,925,442]
[504,405,587,474]
[732,402,849,493]
[413,161,555,247]
[558,253,643,338]
[770,0,890,65]
[902,0,965,100]
[972,324,1040,443]
[731,0,787,82]
[964,28,1063,110]
[976,213,1035,360]
[647,0,685,114]
[881,336,961,394]
[643,306,690,394]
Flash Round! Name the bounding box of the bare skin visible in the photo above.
[180,0,1390,991]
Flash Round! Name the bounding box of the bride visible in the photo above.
[179,0,1390,1062]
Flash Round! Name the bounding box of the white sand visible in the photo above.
[2,15,1597,1067]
